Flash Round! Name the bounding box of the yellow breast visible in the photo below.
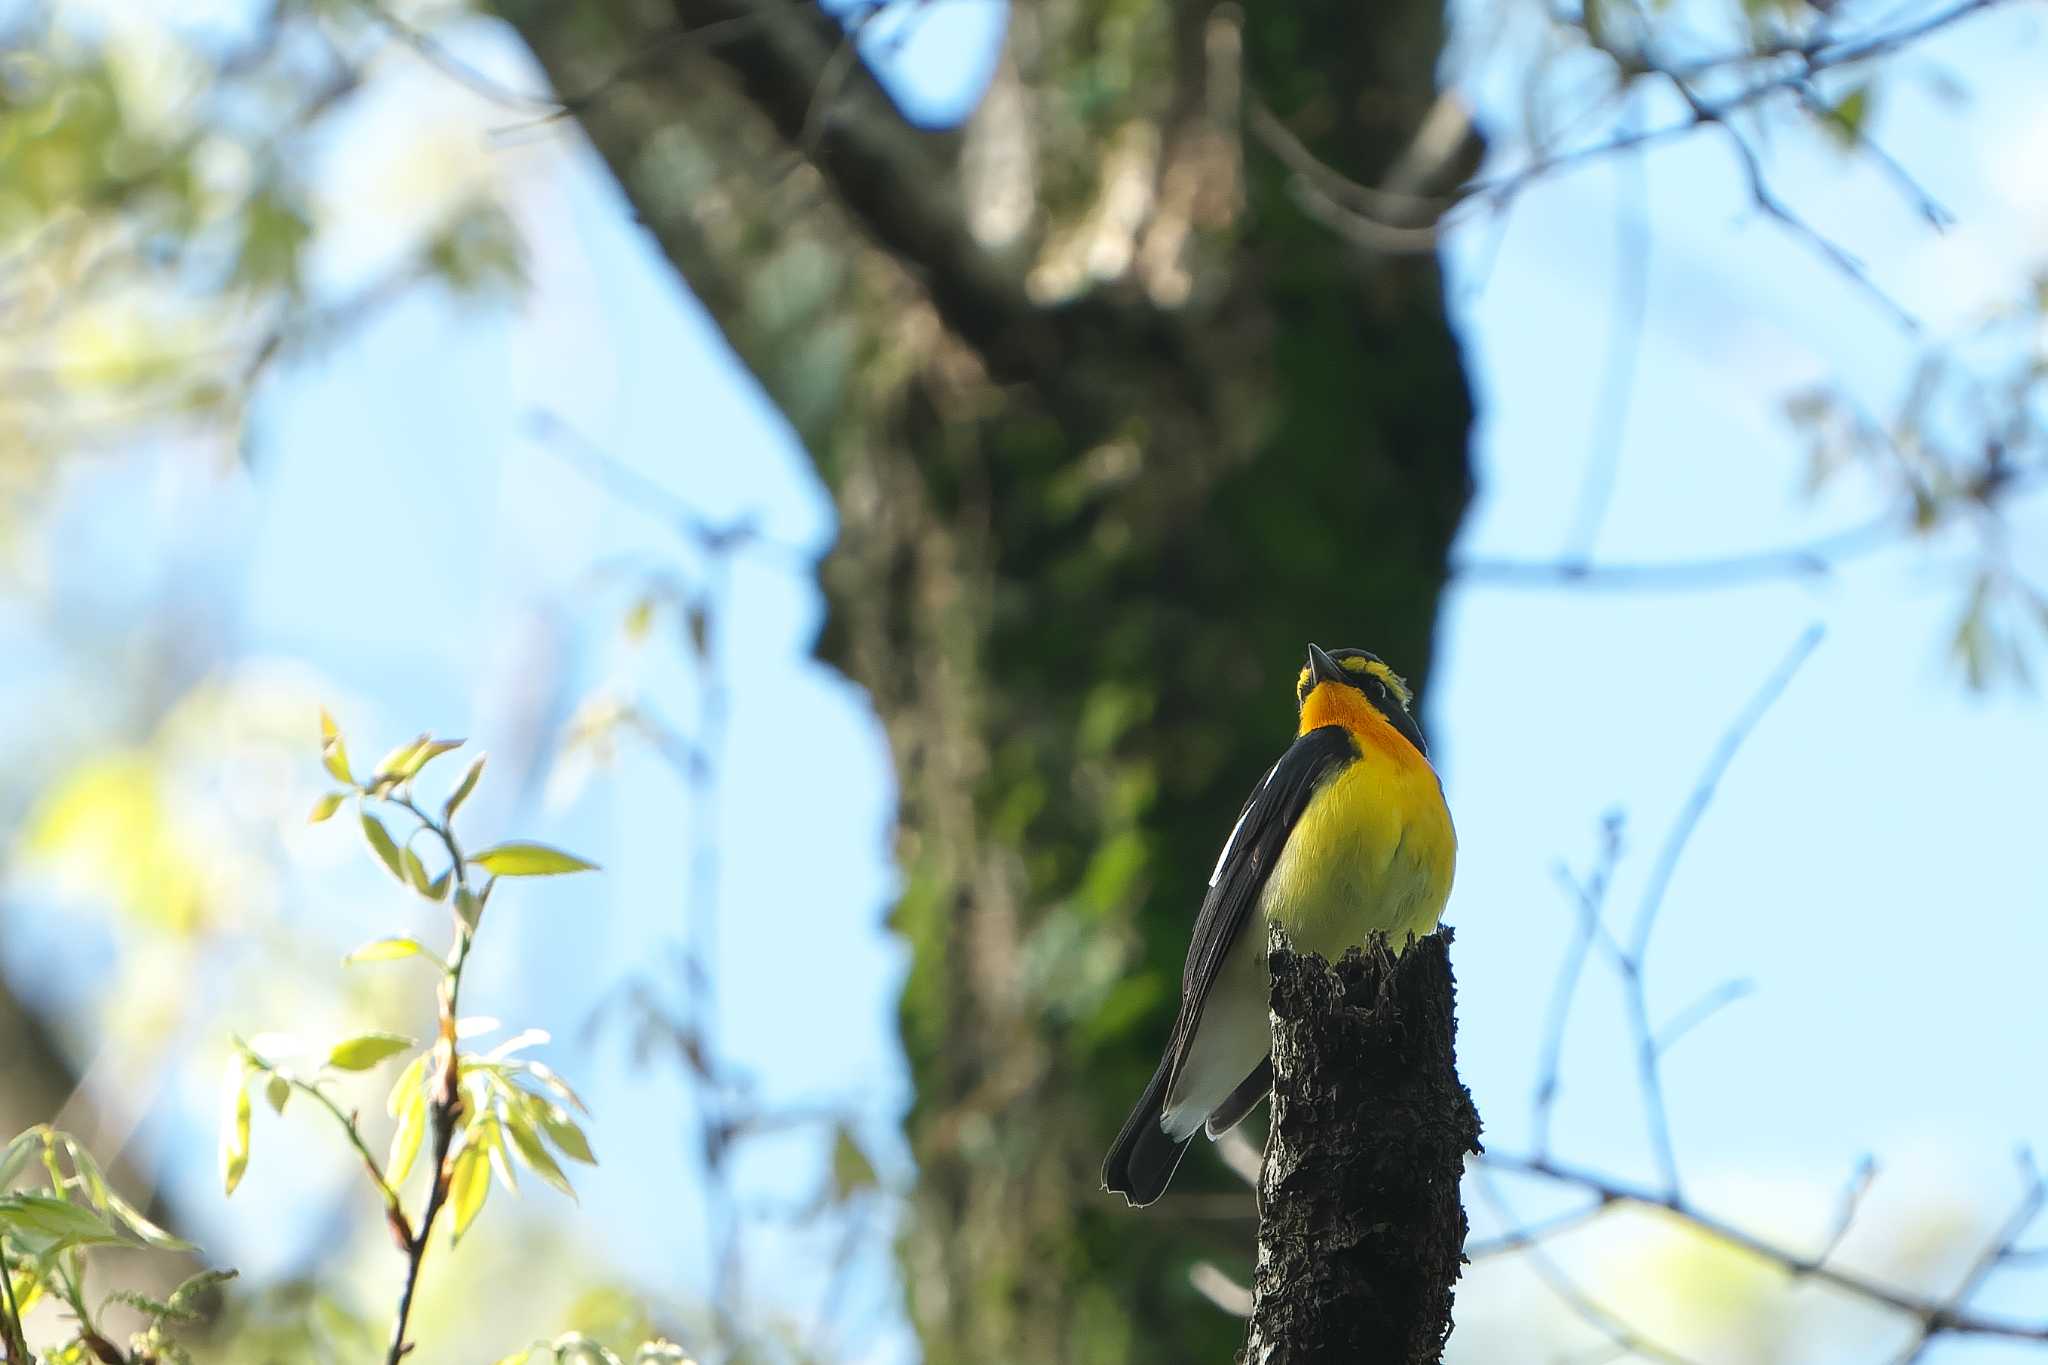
[1258,732,1456,959]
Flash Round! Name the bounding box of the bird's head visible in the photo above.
[1294,643,1428,758]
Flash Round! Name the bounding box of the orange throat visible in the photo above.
[1298,682,1424,765]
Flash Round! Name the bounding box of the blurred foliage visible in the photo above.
[0,0,2041,1362]
[0,0,527,565]
[0,1125,221,1365]
[1788,272,2048,688]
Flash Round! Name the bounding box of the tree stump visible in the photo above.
[1244,927,1481,1364]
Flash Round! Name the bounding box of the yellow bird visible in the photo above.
[1102,644,1457,1206]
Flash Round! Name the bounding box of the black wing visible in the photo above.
[1162,724,1357,1093]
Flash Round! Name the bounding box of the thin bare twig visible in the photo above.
[1888,1150,2046,1364]
[1650,978,1754,1056]
[1628,626,1822,1194]
[1628,625,1823,964]
[1532,815,1624,1158]
[1453,516,1898,591]
[1488,1152,2048,1350]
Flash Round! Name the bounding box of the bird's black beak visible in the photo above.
[1306,643,1345,689]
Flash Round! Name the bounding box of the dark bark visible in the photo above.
[1246,929,1480,1364]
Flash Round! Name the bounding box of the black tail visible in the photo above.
[1102,1058,1192,1207]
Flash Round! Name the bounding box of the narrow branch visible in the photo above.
[383,796,480,1365]
[1889,1150,2045,1364]
[1454,517,1897,591]
[1488,1152,2048,1346]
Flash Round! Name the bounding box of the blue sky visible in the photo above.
[8,0,2048,1361]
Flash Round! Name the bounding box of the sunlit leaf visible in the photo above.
[520,1059,590,1115]
[387,1051,429,1119]
[469,842,599,877]
[402,845,432,896]
[387,1091,427,1187]
[504,1114,576,1199]
[222,1078,251,1196]
[479,1115,518,1194]
[309,791,347,823]
[323,738,353,785]
[61,1135,109,1209]
[426,866,452,902]
[0,1193,124,1247]
[0,1130,40,1187]
[165,1268,238,1313]
[375,736,429,781]
[264,1073,291,1115]
[536,1104,595,1166]
[448,1139,490,1242]
[444,753,486,821]
[105,1186,197,1251]
[361,812,407,883]
[328,1033,416,1071]
[484,1028,550,1062]
[455,887,483,930]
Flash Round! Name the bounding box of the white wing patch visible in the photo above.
[1208,760,1279,888]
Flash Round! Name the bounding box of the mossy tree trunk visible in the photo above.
[494,1,1475,1359]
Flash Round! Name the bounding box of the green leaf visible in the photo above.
[519,1059,590,1115]
[0,1193,123,1247]
[323,738,353,785]
[387,1051,429,1119]
[105,1187,197,1251]
[328,1033,416,1072]
[320,708,339,744]
[454,887,483,930]
[469,842,600,877]
[533,1101,595,1165]
[444,753,486,821]
[222,1080,251,1196]
[401,845,433,896]
[344,937,445,970]
[0,1129,40,1187]
[361,812,407,883]
[375,736,465,784]
[387,1090,427,1187]
[479,1116,518,1194]
[448,1140,490,1243]
[164,1267,238,1313]
[1823,84,1871,147]
[426,866,452,902]
[264,1073,291,1116]
[309,791,347,823]
[61,1135,109,1209]
[504,1114,576,1199]
[374,736,428,781]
